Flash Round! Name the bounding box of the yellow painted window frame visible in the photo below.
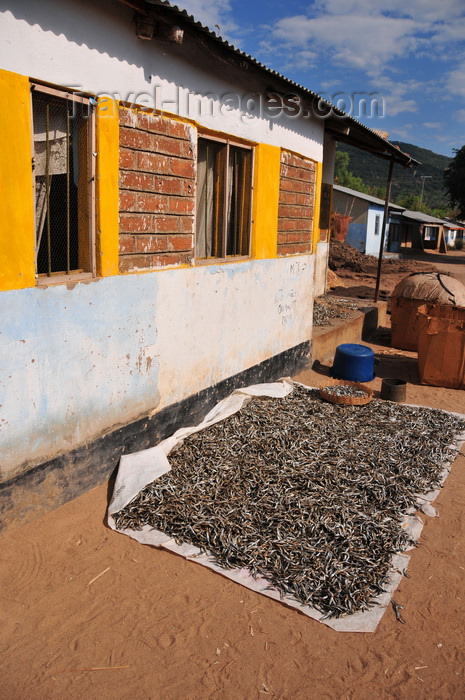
[0,70,36,291]
[250,143,281,260]
[0,70,119,292]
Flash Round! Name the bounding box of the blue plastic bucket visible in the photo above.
[332,343,375,382]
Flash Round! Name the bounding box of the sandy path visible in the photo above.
[402,250,465,286]
[332,248,465,299]
[1,346,465,699]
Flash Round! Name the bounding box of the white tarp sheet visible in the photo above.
[108,379,465,633]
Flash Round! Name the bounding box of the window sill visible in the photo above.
[194,255,251,266]
[36,272,97,289]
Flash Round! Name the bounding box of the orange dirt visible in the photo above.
[328,244,465,304]
[1,341,465,699]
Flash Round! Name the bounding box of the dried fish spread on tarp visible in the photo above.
[108,380,465,633]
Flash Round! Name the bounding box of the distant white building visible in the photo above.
[332,185,465,254]
[443,223,465,246]
[331,185,403,255]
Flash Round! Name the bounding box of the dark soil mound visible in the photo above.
[329,240,438,276]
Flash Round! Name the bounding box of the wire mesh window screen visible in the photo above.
[196,137,252,259]
[32,89,93,276]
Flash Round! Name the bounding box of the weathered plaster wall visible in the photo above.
[0,256,314,480]
[154,256,314,410]
[314,242,329,297]
[0,0,324,161]
[1,275,160,479]
[0,0,320,497]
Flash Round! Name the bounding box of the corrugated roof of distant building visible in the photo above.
[333,184,404,210]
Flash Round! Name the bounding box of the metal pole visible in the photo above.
[374,159,394,303]
[66,109,70,274]
[419,175,432,205]
[45,103,51,277]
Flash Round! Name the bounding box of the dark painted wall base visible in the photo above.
[0,340,311,533]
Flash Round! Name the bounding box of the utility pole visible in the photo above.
[374,159,394,304]
[419,175,432,205]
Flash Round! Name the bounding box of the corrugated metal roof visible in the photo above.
[135,0,419,167]
[333,184,404,210]
[401,210,445,224]
[146,0,326,102]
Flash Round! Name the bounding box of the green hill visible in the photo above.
[335,141,451,212]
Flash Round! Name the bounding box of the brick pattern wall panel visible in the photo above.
[277,151,315,256]
[118,109,196,272]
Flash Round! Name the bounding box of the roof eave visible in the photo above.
[325,118,417,167]
[120,0,420,168]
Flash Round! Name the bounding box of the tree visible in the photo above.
[334,151,369,193]
[396,193,429,213]
[444,146,465,218]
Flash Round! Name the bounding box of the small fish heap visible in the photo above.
[313,300,348,326]
[113,385,465,618]
[313,297,364,327]
[322,385,367,399]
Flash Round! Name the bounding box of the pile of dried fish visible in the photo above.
[313,300,348,326]
[313,297,364,326]
[331,297,365,310]
[113,385,465,617]
[322,385,367,398]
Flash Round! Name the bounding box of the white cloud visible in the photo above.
[435,133,463,149]
[172,0,237,35]
[424,122,441,128]
[320,79,343,90]
[264,0,465,88]
[371,77,419,117]
[390,124,413,140]
[270,14,417,75]
[313,0,464,23]
[445,65,465,97]
[281,49,318,72]
[427,18,465,46]
[385,98,417,117]
[453,109,465,123]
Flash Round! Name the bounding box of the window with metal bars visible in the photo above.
[195,136,253,259]
[31,84,95,279]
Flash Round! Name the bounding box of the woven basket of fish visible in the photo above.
[319,381,373,406]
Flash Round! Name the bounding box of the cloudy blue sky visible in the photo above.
[174,0,465,156]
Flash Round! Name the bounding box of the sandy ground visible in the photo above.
[402,249,465,287]
[2,337,465,699]
[332,248,465,300]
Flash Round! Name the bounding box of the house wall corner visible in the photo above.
[0,69,35,291]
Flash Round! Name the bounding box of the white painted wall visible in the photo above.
[366,206,384,256]
[0,256,314,479]
[0,0,324,161]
